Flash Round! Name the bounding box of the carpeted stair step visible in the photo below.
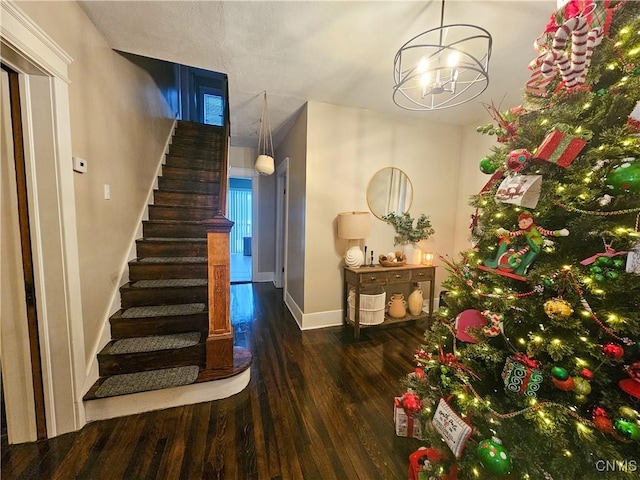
[142,220,208,239]
[109,303,208,339]
[120,278,208,308]
[158,177,219,195]
[84,365,201,400]
[175,120,223,136]
[148,204,216,221]
[153,190,218,208]
[169,137,224,151]
[97,332,205,376]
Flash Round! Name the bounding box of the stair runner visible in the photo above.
[84,121,224,401]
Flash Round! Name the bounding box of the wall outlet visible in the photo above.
[73,156,87,173]
[104,184,111,200]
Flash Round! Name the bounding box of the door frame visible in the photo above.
[1,2,86,441]
[228,166,258,282]
[274,157,289,290]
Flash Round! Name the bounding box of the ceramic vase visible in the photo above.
[408,284,423,316]
[404,243,422,265]
[388,293,407,319]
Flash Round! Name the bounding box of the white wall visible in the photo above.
[453,125,498,255]
[299,102,464,326]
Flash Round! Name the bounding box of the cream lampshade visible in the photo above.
[337,212,371,268]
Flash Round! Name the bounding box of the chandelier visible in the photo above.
[392,0,492,111]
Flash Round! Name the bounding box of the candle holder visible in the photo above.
[422,252,434,266]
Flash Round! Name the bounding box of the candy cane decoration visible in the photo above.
[577,27,603,85]
[540,15,601,88]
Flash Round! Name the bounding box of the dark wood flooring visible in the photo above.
[2,283,426,479]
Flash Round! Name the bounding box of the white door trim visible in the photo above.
[1,2,85,440]
[228,166,257,282]
[275,157,289,290]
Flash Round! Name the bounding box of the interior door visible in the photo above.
[0,65,46,441]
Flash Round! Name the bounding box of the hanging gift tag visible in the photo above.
[626,244,640,274]
[432,398,473,458]
[495,175,543,209]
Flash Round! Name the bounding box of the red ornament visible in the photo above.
[552,376,575,391]
[507,149,532,172]
[602,343,625,359]
[414,367,426,380]
[401,392,422,415]
[580,368,594,380]
[592,406,608,419]
[619,362,640,399]
[593,415,614,434]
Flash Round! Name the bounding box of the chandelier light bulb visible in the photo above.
[447,51,459,67]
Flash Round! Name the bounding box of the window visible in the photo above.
[203,93,223,126]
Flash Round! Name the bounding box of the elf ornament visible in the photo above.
[481,212,569,279]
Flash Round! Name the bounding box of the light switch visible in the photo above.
[73,156,87,173]
[104,184,111,200]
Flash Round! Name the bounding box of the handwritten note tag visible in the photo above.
[432,398,472,458]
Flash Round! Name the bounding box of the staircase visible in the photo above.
[83,120,251,419]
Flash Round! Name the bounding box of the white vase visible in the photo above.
[404,243,422,265]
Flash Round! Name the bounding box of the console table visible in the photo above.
[343,264,436,338]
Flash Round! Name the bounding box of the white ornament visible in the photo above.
[599,194,612,206]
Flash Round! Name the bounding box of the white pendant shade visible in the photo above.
[255,91,275,176]
[255,154,275,176]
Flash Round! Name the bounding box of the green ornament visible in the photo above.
[480,157,499,174]
[606,270,619,280]
[477,438,512,476]
[551,366,569,380]
[605,160,640,194]
[633,67,640,76]
[575,394,589,404]
[596,256,613,266]
[613,418,640,440]
[613,258,625,269]
[573,377,592,396]
[593,273,605,282]
[596,88,607,96]
[590,265,603,274]
[619,406,640,420]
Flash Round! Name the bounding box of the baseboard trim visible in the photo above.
[284,290,303,328]
[300,309,343,330]
[254,272,274,283]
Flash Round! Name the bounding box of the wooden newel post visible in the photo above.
[204,212,234,370]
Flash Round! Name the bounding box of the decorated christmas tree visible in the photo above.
[400,2,640,479]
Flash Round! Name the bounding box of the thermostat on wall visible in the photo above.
[73,156,87,173]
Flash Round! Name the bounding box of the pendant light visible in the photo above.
[392,0,492,111]
[255,91,275,175]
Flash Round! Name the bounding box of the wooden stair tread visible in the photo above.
[141,237,207,242]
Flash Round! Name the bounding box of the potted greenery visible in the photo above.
[382,212,435,264]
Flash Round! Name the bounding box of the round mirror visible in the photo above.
[366,167,413,220]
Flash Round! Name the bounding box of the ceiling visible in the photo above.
[78,0,558,148]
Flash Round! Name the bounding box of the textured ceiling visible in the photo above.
[78,1,558,148]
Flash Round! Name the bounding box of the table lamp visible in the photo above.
[337,211,370,268]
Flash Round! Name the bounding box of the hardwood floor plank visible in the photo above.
[2,282,425,479]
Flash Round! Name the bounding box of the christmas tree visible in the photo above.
[401,2,640,479]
